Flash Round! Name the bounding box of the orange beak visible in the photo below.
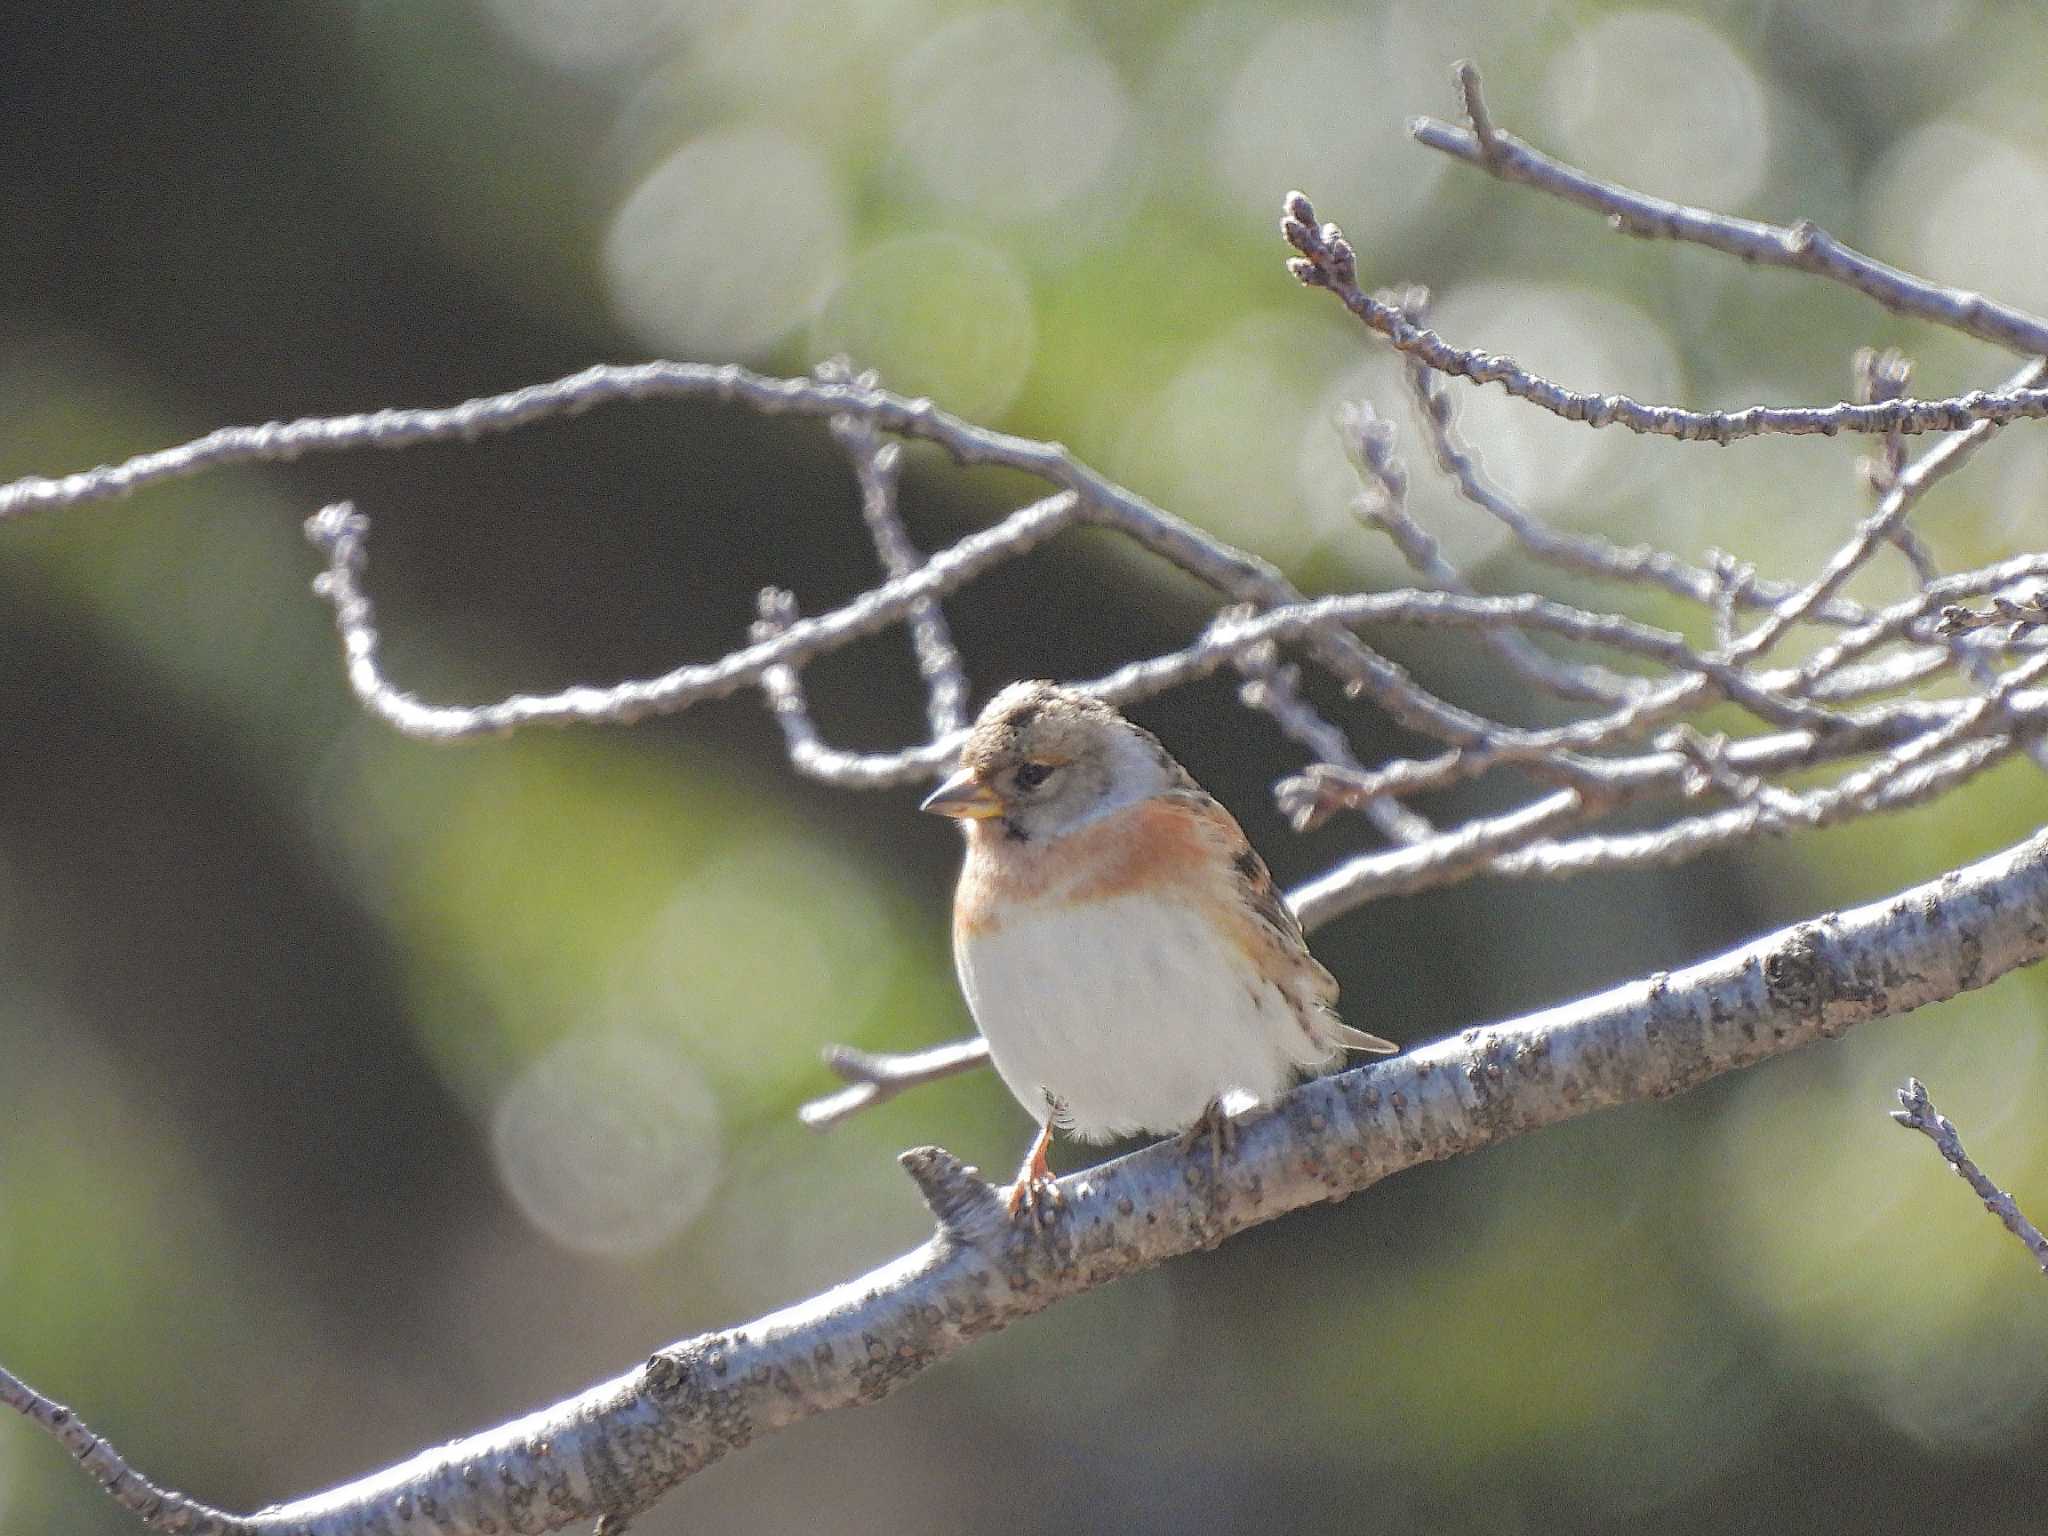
[920,767,1004,819]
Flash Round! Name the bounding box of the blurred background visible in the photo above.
[4,1,2048,1531]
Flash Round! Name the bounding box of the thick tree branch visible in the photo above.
[14,827,2048,1536]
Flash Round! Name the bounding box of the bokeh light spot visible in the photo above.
[633,837,900,1107]
[480,0,687,73]
[1116,314,1343,562]
[1866,119,2048,317]
[1545,12,1769,210]
[1212,15,1443,243]
[492,1029,722,1257]
[604,127,846,358]
[891,8,1130,221]
[811,233,1035,421]
[1416,283,1681,555]
[1703,979,2048,1450]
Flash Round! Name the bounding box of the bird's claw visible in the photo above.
[1005,1173,1066,1225]
[1005,1122,1063,1225]
[1179,1101,1238,1188]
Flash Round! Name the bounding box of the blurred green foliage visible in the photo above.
[3,2,2048,1533]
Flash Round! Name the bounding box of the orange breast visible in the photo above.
[954,798,1221,939]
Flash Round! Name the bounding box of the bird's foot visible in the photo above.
[1004,1123,1064,1226]
[1179,1100,1238,1190]
[1005,1172,1064,1225]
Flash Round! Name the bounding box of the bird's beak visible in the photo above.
[920,767,1004,820]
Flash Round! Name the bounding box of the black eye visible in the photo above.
[1013,762,1054,792]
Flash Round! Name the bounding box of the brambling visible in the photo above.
[921,681,1396,1217]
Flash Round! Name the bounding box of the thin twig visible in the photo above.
[1708,551,1757,650]
[1286,704,2042,914]
[309,500,1864,801]
[1482,733,2028,883]
[748,588,965,789]
[1939,595,2048,637]
[1411,66,2048,359]
[1452,59,1501,166]
[1284,200,2048,444]
[819,358,972,738]
[1399,347,1870,627]
[302,495,1075,758]
[1298,734,2023,905]
[0,354,1441,846]
[1729,355,2048,664]
[1852,347,1941,585]
[1092,590,1847,736]
[1285,694,1977,821]
[1228,627,1381,798]
[1345,393,1639,703]
[1798,553,2048,689]
[798,1039,994,1131]
[0,1362,256,1535]
[1892,1077,2048,1276]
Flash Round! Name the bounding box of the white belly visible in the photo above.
[955,893,1333,1141]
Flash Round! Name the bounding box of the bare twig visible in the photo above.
[1413,64,2048,359]
[1708,551,1757,650]
[1452,59,1501,166]
[819,358,972,738]
[1892,1077,2048,1276]
[1398,347,1870,628]
[1939,594,2048,638]
[0,1364,250,1536]
[1345,393,1639,703]
[1788,556,2048,710]
[1459,736,2022,884]
[747,587,965,789]
[1729,356,2048,664]
[1228,626,1385,802]
[308,498,1858,807]
[1095,590,1846,737]
[0,355,1439,843]
[1288,707,2039,912]
[1657,725,1804,817]
[0,362,1165,523]
[1852,347,1941,584]
[1285,201,2048,444]
[302,495,1074,762]
[797,1039,995,1130]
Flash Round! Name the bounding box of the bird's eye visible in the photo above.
[1013,761,1054,792]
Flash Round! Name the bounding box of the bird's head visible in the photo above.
[919,681,1175,842]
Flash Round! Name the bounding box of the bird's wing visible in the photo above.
[1158,788,1398,1055]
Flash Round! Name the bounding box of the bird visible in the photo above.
[920,680,1396,1218]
